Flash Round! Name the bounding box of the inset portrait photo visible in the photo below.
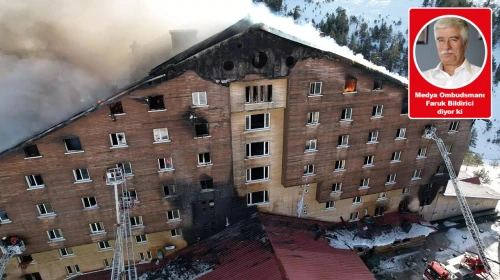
[414,16,487,89]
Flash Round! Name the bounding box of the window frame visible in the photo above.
[396,128,407,139]
[23,145,41,158]
[140,251,153,262]
[412,169,422,179]
[110,101,124,115]
[25,174,44,189]
[171,228,182,237]
[372,105,384,117]
[197,152,212,166]
[194,123,210,137]
[449,121,459,132]
[387,173,397,184]
[135,234,148,244]
[148,95,165,111]
[109,132,127,147]
[307,111,320,125]
[374,207,384,217]
[245,113,271,131]
[246,141,270,157]
[117,162,133,176]
[417,147,428,158]
[59,248,74,258]
[82,197,98,209]
[391,151,401,162]
[338,135,349,147]
[343,78,357,93]
[350,211,359,221]
[64,137,83,153]
[445,144,452,154]
[98,240,112,250]
[163,185,177,197]
[73,168,91,182]
[378,192,387,200]
[340,108,353,121]
[309,82,322,96]
[436,165,446,175]
[158,157,174,171]
[47,229,64,241]
[167,210,181,221]
[303,164,314,176]
[402,187,411,195]
[130,216,144,227]
[332,183,342,193]
[334,160,346,171]
[192,92,208,106]
[89,222,105,234]
[66,265,81,276]
[37,203,55,216]
[305,139,317,151]
[246,166,270,182]
[352,196,362,204]
[246,190,269,205]
[368,131,378,143]
[153,128,170,143]
[364,155,374,167]
[326,201,336,209]
[360,178,370,188]
[0,211,10,223]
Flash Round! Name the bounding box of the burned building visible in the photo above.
[0,17,472,279]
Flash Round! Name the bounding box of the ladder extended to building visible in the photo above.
[424,126,491,273]
[0,240,26,280]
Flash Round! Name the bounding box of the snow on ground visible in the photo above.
[328,224,435,250]
[443,221,458,227]
[378,251,421,271]
[459,163,500,211]
[434,227,493,262]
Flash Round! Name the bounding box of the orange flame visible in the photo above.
[344,79,356,92]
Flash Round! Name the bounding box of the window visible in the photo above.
[109,133,127,147]
[245,85,273,103]
[412,169,422,179]
[163,185,177,197]
[378,192,387,200]
[401,96,408,114]
[426,183,433,191]
[373,80,383,90]
[64,137,83,152]
[200,178,214,190]
[344,78,357,93]
[332,183,342,193]
[307,112,320,125]
[140,252,152,262]
[193,123,210,138]
[0,211,10,223]
[98,241,111,250]
[158,157,174,171]
[104,258,112,268]
[25,174,44,188]
[117,162,133,176]
[391,151,401,162]
[372,105,383,117]
[23,272,42,280]
[352,196,362,204]
[436,165,446,175]
[309,82,322,95]
[135,235,148,244]
[335,160,346,171]
[445,145,452,154]
[396,128,406,139]
[387,174,397,184]
[245,113,270,130]
[303,164,314,175]
[326,201,335,209]
[167,210,180,221]
[341,108,353,121]
[360,178,370,188]
[247,190,269,205]
[123,190,138,201]
[417,147,427,158]
[110,102,124,115]
[246,166,270,182]
[368,131,378,143]
[89,222,105,234]
[449,121,459,132]
[73,168,90,182]
[364,155,374,166]
[192,92,207,106]
[402,187,411,195]
[37,203,54,216]
[350,212,359,221]
[171,228,182,237]
[153,128,170,142]
[130,216,143,227]
[59,248,74,257]
[82,197,97,209]
[246,141,270,157]
[338,135,349,147]
[148,95,165,111]
[47,229,63,241]
[66,265,80,275]
[23,145,41,158]
[374,207,385,216]
[198,153,211,165]
[305,139,317,151]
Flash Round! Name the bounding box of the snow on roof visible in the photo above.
[443,179,500,200]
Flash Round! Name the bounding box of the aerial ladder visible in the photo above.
[106,167,137,280]
[423,125,491,277]
[0,238,25,279]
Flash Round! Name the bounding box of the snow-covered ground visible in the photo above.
[460,162,500,211]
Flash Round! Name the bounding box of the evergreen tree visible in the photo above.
[434,0,473,7]
[348,34,358,52]
[422,0,431,7]
[470,127,478,148]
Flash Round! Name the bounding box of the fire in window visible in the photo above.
[344,78,357,93]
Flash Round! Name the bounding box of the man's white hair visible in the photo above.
[434,17,469,43]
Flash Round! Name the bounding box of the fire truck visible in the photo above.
[424,252,486,280]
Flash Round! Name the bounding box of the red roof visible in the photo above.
[460,177,481,185]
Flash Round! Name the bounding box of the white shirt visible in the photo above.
[422,58,481,89]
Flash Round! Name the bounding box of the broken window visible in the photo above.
[73,168,90,182]
[47,229,63,241]
[66,265,80,275]
[391,151,401,162]
[37,203,54,216]
[372,105,383,117]
[396,128,406,139]
[163,185,177,197]
[117,162,132,176]
[307,112,320,125]
[148,95,165,111]
[246,166,270,182]
[158,157,173,171]
[153,128,170,142]
[436,165,446,175]
[195,123,210,137]
[245,113,270,130]
[130,216,143,227]
[341,108,353,121]
[344,78,357,93]
[135,235,147,243]
[374,207,385,216]
[350,212,359,221]
[247,190,269,205]
[417,147,427,158]
[26,174,44,188]
[401,96,408,114]
[0,211,9,222]
[198,153,211,165]
[305,139,317,151]
[64,137,83,152]
[167,210,180,221]
[338,135,349,147]
[200,177,214,190]
[335,160,346,171]
[303,164,314,175]
[368,131,378,143]
[326,201,335,209]
[192,92,208,106]
[332,183,342,192]
[309,82,322,96]
[59,248,74,257]
[82,197,97,209]
[246,141,270,157]
[23,145,41,158]
[360,178,370,188]
[110,102,124,115]
[110,133,127,147]
[412,169,422,179]
[245,85,273,103]
[123,190,138,201]
[171,228,182,237]
[364,155,374,166]
[378,192,387,199]
[352,196,362,204]
[89,222,105,234]
[373,80,383,90]
[449,121,459,132]
[402,187,411,195]
[387,173,397,184]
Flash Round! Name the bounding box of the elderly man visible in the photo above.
[422,17,481,88]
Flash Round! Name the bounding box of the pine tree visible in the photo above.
[348,34,358,52]
[422,0,431,7]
